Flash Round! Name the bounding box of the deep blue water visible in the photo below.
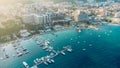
[1,25,120,68]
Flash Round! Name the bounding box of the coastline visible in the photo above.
[0,26,73,47]
[1,23,120,68]
[0,24,101,47]
[108,23,120,26]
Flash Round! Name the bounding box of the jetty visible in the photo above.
[23,45,72,68]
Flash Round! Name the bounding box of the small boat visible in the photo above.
[50,53,54,56]
[42,46,49,50]
[76,27,81,32]
[24,50,29,54]
[44,43,49,46]
[36,41,42,45]
[46,59,52,63]
[41,57,44,61]
[50,59,55,63]
[67,48,72,52]
[16,49,20,53]
[34,60,38,64]
[39,43,43,47]
[23,48,27,51]
[45,46,53,52]
[17,49,23,57]
[22,61,29,68]
[78,29,81,32]
[31,65,38,68]
[45,40,50,44]
[36,58,39,61]
[5,54,9,58]
[63,46,72,52]
[61,51,65,55]
[49,46,53,50]
[17,53,23,57]
[43,61,48,65]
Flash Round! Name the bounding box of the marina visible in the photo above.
[0,0,120,68]
[0,25,120,68]
[24,45,72,68]
[0,39,30,60]
[27,39,73,68]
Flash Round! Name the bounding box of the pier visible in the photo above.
[23,39,73,68]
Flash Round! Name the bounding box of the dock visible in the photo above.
[22,39,73,68]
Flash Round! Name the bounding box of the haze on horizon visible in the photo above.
[0,0,119,5]
[0,0,41,5]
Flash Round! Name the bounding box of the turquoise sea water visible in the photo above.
[1,25,120,68]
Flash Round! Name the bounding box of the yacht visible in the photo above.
[36,41,41,45]
[63,46,72,52]
[44,42,49,46]
[43,61,48,65]
[61,51,65,55]
[34,60,38,65]
[16,49,23,57]
[42,46,48,50]
[17,53,23,57]
[50,59,55,63]
[76,27,81,32]
[78,29,81,32]
[67,48,72,52]
[22,61,29,68]
[45,40,50,44]
[41,57,44,61]
[46,59,52,63]
[31,65,38,68]
[24,50,29,54]
[23,48,27,51]
[4,50,9,58]
[36,58,40,63]
[45,46,53,52]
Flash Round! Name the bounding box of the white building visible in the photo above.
[21,13,52,27]
[21,14,35,24]
[21,14,44,25]
[43,13,52,25]
[34,14,44,25]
